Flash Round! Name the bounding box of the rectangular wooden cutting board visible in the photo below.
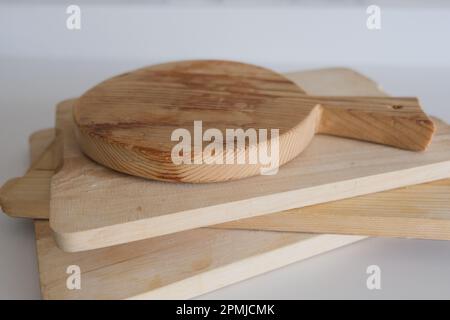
[27,124,364,299]
[49,68,450,252]
[5,124,450,241]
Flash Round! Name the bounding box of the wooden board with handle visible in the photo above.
[50,68,450,252]
[74,60,434,183]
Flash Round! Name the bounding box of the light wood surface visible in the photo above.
[2,69,449,243]
[30,129,56,164]
[35,221,363,300]
[50,68,450,252]
[4,67,448,299]
[1,67,403,221]
[215,173,450,240]
[0,129,56,219]
[26,122,363,299]
[6,123,450,242]
[74,60,434,183]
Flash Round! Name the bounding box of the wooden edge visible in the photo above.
[318,96,436,151]
[0,129,55,219]
[128,234,365,299]
[30,129,56,164]
[0,178,20,213]
[212,203,450,240]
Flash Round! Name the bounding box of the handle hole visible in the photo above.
[392,105,403,110]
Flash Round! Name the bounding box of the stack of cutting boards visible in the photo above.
[1,63,450,299]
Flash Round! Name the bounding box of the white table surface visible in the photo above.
[1,3,450,299]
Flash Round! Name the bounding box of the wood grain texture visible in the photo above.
[74,60,434,183]
[30,129,450,300]
[50,68,450,252]
[35,221,362,300]
[6,67,449,299]
[1,69,448,252]
[1,68,391,221]
[25,121,363,299]
[215,174,450,240]
[7,118,450,241]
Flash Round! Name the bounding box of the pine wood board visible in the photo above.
[5,124,450,241]
[215,175,450,239]
[49,68,450,252]
[73,60,433,183]
[36,220,363,299]
[28,126,363,299]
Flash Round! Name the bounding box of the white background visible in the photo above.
[1,1,450,299]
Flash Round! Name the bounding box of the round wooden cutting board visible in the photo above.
[73,60,435,183]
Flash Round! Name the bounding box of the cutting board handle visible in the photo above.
[312,96,435,151]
